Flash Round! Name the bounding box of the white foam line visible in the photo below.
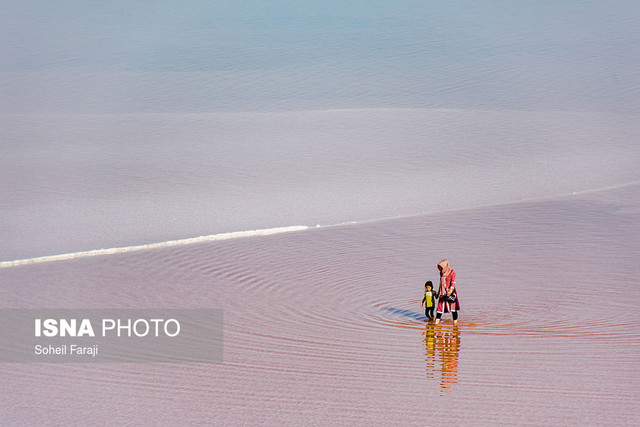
[0,225,309,268]
[313,179,640,232]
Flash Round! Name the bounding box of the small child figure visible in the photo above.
[421,281,437,320]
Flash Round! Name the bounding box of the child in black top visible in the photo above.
[421,281,437,319]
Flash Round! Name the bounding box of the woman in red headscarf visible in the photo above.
[435,259,460,325]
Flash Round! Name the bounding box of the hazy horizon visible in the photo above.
[2,1,639,114]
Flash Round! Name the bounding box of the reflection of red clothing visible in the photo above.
[437,269,460,312]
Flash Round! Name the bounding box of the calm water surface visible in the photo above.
[2,184,639,425]
[2,1,640,425]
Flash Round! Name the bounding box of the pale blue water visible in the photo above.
[2,1,639,113]
[2,1,640,260]
[2,3,640,424]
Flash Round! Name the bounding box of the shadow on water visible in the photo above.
[423,324,461,395]
[383,307,428,322]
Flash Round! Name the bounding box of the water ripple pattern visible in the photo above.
[2,184,640,424]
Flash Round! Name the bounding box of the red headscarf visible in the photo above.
[437,259,451,276]
[437,259,452,296]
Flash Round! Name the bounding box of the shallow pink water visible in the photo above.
[1,184,639,425]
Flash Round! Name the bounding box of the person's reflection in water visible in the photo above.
[423,325,437,379]
[423,324,461,394]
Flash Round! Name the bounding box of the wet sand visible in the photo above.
[1,183,639,425]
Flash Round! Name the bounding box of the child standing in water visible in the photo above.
[421,281,437,320]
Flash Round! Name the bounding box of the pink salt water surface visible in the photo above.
[1,183,639,425]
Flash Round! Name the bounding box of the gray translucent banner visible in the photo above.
[0,309,223,363]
